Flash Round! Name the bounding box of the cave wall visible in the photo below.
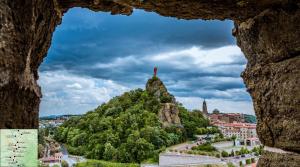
[0,0,299,166]
[0,0,61,128]
[236,7,300,153]
[235,7,300,166]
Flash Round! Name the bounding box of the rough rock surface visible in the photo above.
[146,77,176,103]
[236,8,300,153]
[0,0,61,128]
[146,77,180,126]
[158,103,181,127]
[257,151,300,167]
[0,0,299,166]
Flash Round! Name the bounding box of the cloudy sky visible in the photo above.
[38,8,254,117]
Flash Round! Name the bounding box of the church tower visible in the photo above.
[202,99,208,115]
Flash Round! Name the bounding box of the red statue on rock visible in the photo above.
[154,66,158,77]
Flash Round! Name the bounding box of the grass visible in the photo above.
[142,157,158,164]
[75,160,139,167]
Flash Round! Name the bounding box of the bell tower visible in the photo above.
[202,99,208,115]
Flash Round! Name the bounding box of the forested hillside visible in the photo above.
[54,77,210,163]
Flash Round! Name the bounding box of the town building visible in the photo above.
[209,113,245,124]
[40,152,63,164]
[54,152,63,163]
[202,99,208,115]
[215,122,259,146]
[200,99,259,146]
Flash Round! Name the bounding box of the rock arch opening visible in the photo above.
[39,7,250,118]
[0,1,299,166]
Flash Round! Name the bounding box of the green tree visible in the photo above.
[45,128,50,137]
[231,135,237,141]
[103,143,117,161]
[227,162,235,167]
[221,151,229,157]
[192,143,217,152]
[179,107,209,138]
[219,132,224,139]
[38,129,45,145]
[140,126,167,149]
[134,138,155,162]
[240,147,250,154]
[61,160,69,167]
[71,132,88,147]
[38,144,44,158]
[54,86,211,163]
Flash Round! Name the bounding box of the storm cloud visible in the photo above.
[39,8,254,116]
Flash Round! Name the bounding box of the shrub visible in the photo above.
[160,95,173,103]
[191,143,216,152]
[75,160,139,167]
[227,162,235,167]
[187,150,193,154]
[61,160,69,167]
[221,151,229,157]
[246,159,251,164]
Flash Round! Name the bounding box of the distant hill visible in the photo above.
[39,114,81,120]
[39,115,58,120]
[243,114,257,123]
[54,76,209,163]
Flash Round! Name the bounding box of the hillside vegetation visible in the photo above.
[75,160,139,167]
[54,77,209,163]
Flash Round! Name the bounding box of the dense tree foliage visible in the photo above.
[178,106,209,138]
[61,160,69,167]
[195,127,220,135]
[75,160,139,167]
[54,88,209,163]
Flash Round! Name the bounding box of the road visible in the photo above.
[61,145,86,167]
[166,141,259,166]
[168,141,202,151]
[159,152,226,166]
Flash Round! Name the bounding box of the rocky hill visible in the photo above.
[146,76,176,103]
[54,76,209,163]
[146,76,181,126]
